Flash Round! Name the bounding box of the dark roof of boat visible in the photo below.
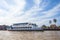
[13,23,38,27]
[13,23,28,25]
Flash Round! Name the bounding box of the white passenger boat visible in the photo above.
[7,23,43,31]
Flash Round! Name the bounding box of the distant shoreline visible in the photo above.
[0,29,60,31]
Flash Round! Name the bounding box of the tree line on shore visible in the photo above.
[41,19,60,29]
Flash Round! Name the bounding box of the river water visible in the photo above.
[0,31,60,40]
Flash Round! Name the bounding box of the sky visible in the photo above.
[0,0,60,26]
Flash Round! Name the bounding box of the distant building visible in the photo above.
[50,24,57,29]
[0,25,7,30]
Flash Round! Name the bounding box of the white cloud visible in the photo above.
[0,0,60,26]
[0,0,26,25]
[32,4,60,19]
[42,4,60,17]
[19,0,43,18]
[22,3,60,26]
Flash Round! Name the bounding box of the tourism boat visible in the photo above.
[7,23,43,31]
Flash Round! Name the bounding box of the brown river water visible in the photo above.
[0,31,60,40]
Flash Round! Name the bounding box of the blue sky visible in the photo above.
[0,0,60,26]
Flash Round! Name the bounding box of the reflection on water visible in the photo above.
[0,31,60,40]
